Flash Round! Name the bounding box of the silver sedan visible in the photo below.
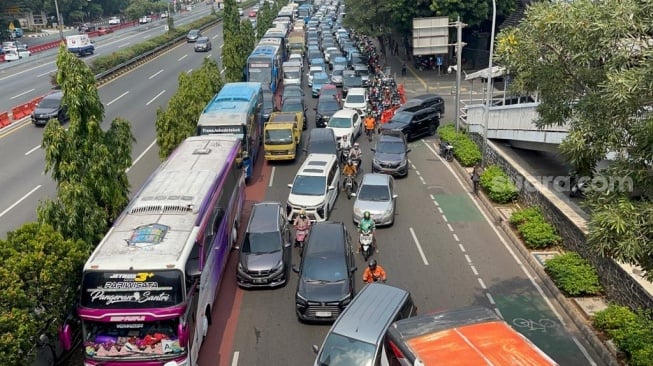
[351,173,397,226]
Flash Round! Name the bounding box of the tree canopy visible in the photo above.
[495,0,653,278]
[155,58,223,159]
[38,44,135,245]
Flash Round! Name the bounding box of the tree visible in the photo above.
[0,222,90,365]
[155,58,223,159]
[223,0,240,38]
[495,0,653,278]
[38,44,135,245]
[429,0,515,28]
[223,36,243,82]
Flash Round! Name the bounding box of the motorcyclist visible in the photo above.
[293,209,311,247]
[363,259,387,284]
[342,158,358,178]
[348,142,362,166]
[358,211,377,252]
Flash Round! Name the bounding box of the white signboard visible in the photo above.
[412,17,449,56]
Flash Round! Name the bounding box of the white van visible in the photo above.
[343,87,369,113]
[283,61,302,86]
[287,153,340,222]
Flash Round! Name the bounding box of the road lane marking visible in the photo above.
[0,61,56,82]
[212,34,219,39]
[187,69,193,73]
[486,293,496,305]
[107,91,129,106]
[178,54,188,61]
[231,351,240,366]
[148,69,164,79]
[37,69,57,77]
[420,141,599,365]
[464,254,472,264]
[25,145,40,155]
[269,166,275,187]
[220,44,224,49]
[415,170,420,176]
[453,233,459,241]
[143,35,151,39]
[206,54,213,58]
[471,265,479,275]
[409,227,429,266]
[118,42,131,48]
[0,185,41,218]
[447,223,454,231]
[478,278,487,289]
[126,140,157,173]
[418,175,425,184]
[221,68,225,74]
[458,243,466,252]
[11,88,35,99]
[146,90,166,106]
[437,207,443,214]
[441,214,448,222]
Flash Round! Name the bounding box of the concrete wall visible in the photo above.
[469,133,653,311]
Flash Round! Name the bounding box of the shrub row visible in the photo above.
[544,252,602,296]
[437,124,481,167]
[509,207,560,249]
[594,305,653,365]
[479,165,519,204]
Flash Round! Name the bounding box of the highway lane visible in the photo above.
[0,17,226,238]
[0,3,215,113]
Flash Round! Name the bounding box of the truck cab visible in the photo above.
[264,112,303,161]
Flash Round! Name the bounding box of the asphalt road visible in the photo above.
[0,3,215,114]
[197,69,603,365]
[1,7,602,365]
[0,2,225,238]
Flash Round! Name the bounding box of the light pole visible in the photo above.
[54,0,64,41]
[481,0,496,168]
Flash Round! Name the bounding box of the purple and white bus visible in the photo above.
[66,136,245,366]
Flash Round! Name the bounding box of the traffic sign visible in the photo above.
[436,56,443,66]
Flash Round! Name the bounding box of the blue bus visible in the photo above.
[262,28,288,61]
[246,44,283,93]
[197,82,264,180]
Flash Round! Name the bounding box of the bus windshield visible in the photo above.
[248,67,272,85]
[80,270,184,309]
[83,319,183,358]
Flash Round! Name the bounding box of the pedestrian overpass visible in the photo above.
[458,67,570,153]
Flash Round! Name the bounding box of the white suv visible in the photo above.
[326,109,363,149]
[343,87,369,113]
[108,16,121,25]
[287,154,340,222]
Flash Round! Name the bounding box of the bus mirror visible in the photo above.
[58,324,72,351]
[186,259,201,282]
[178,323,188,347]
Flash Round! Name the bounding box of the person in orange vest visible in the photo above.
[364,113,376,140]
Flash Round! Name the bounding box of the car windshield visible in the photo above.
[302,255,348,282]
[284,88,303,98]
[332,68,343,76]
[189,30,199,36]
[313,75,329,84]
[317,333,375,366]
[318,100,340,114]
[263,94,274,113]
[344,77,362,87]
[356,68,369,76]
[284,70,300,79]
[38,98,60,109]
[242,232,281,253]
[327,117,351,128]
[197,39,208,44]
[357,184,391,201]
[265,129,294,145]
[377,141,405,154]
[291,175,326,196]
[346,95,365,104]
[391,112,412,124]
[282,101,302,112]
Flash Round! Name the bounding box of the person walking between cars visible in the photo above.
[363,259,387,284]
[471,164,481,195]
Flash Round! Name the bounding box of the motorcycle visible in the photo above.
[440,141,454,162]
[294,224,309,249]
[359,229,374,261]
[343,174,357,199]
[340,146,351,165]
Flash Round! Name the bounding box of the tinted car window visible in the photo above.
[358,184,390,201]
[391,112,412,123]
[39,97,61,109]
[318,99,340,114]
[242,232,281,253]
[376,141,406,154]
[302,255,348,281]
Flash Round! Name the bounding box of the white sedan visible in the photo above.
[3,47,30,61]
[307,65,325,87]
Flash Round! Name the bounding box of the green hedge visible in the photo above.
[479,165,518,204]
[544,252,602,296]
[594,305,653,366]
[437,125,481,166]
[509,207,560,249]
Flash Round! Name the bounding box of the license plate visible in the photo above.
[315,311,332,317]
[253,279,267,284]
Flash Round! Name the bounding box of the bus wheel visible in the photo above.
[232,226,238,247]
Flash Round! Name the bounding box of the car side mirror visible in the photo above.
[312,345,319,354]
[370,148,375,152]
[313,107,317,111]
[350,192,357,197]
[292,265,300,273]
[406,149,411,153]
[350,266,358,273]
[288,183,293,189]
[393,194,398,199]
[328,185,335,191]
[284,242,291,248]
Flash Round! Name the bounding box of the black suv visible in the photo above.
[380,107,439,141]
[398,94,445,118]
[31,91,69,127]
[371,131,411,177]
[314,94,341,128]
[236,202,292,288]
[292,222,357,323]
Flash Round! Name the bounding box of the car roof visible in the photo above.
[304,222,346,254]
[248,202,282,233]
[43,91,64,100]
[314,72,329,78]
[331,109,358,118]
[347,88,366,95]
[197,36,209,41]
[361,173,391,186]
[412,94,442,101]
[283,97,303,104]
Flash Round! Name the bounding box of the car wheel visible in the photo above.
[428,123,437,136]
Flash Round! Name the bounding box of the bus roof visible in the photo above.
[210,82,262,104]
[84,135,241,272]
[250,44,280,56]
[388,307,558,366]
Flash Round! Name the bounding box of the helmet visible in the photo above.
[299,208,306,218]
[363,211,371,220]
[353,142,360,149]
[368,259,377,270]
[347,159,353,165]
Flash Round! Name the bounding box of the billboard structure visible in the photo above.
[412,17,449,56]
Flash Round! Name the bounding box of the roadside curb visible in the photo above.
[437,140,618,366]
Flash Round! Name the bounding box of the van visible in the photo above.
[385,306,558,365]
[312,283,416,366]
[283,61,302,86]
[287,153,340,222]
[306,128,337,156]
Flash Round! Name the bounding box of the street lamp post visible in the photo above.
[481,0,496,168]
[54,0,64,41]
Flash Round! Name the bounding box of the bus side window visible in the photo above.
[186,242,201,282]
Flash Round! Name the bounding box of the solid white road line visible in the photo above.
[148,69,164,79]
[178,54,188,61]
[0,185,42,218]
[409,227,429,266]
[25,145,40,155]
[231,351,240,366]
[269,166,276,187]
[146,90,166,106]
[37,69,57,77]
[126,140,158,173]
[11,88,35,99]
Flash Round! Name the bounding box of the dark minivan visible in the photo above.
[315,94,341,128]
[306,128,338,156]
[236,202,292,288]
[293,222,357,323]
[31,91,68,127]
